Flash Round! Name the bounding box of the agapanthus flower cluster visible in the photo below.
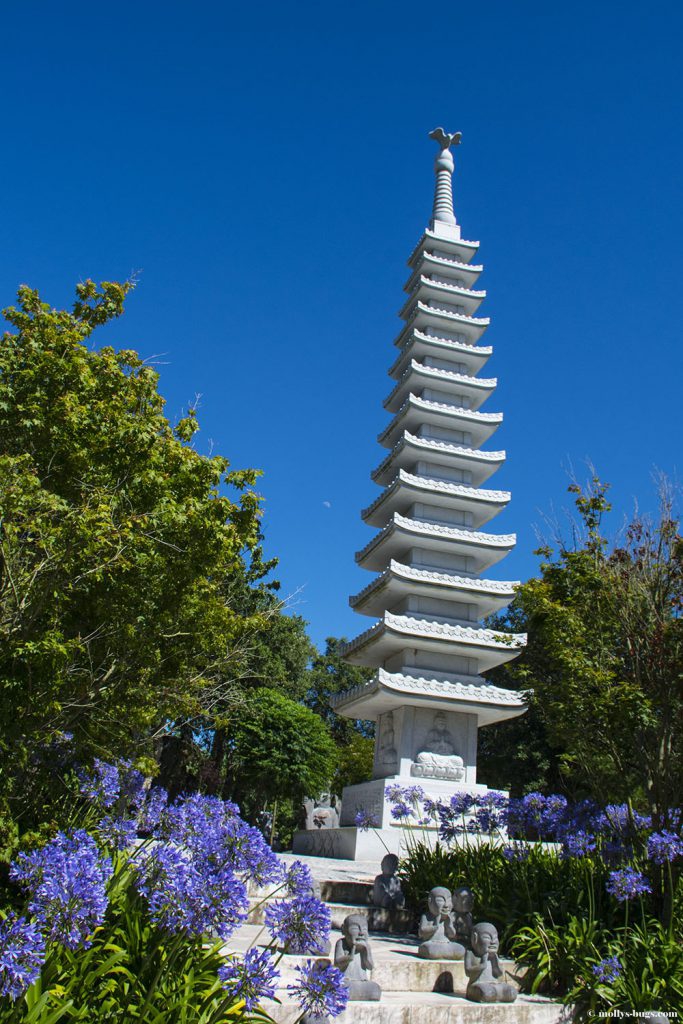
[284,860,316,897]
[218,948,279,1010]
[264,891,331,954]
[138,786,169,833]
[97,814,138,851]
[562,830,598,859]
[507,792,568,840]
[160,793,282,887]
[473,792,508,834]
[136,843,248,939]
[287,959,349,1018]
[10,830,112,950]
[647,830,683,864]
[606,867,652,902]
[592,955,622,984]
[354,808,379,831]
[502,844,531,862]
[0,914,45,1001]
[78,759,121,809]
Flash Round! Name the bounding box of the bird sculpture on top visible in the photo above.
[429,127,462,151]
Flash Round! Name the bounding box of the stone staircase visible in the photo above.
[227,854,568,1024]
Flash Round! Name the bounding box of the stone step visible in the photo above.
[261,991,565,1024]
[247,898,414,935]
[226,927,520,995]
[320,879,374,904]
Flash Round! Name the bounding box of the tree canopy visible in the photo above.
[483,478,683,823]
[0,281,290,838]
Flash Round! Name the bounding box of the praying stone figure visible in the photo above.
[379,712,398,774]
[371,853,405,910]
[412,712,465,781]
[334,914,382,1001]
[464,922,517,1003]
[452,886,474,948]
[417,886,465,960]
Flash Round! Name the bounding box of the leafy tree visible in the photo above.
[490,477,683,823]
[223,687,338,816]
[304,637,374,743]
[0,281,275,838]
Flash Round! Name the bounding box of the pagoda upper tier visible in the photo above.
[336,129,525,729]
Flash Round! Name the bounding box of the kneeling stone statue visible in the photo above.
[464,922,517,1003]
[334,914,381,1001]
[417,887,465,960]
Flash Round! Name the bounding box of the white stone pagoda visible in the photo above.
[293,130,526,861]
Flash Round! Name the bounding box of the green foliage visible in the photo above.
[512,917,683,1019]
[225,688,338,813]
[0,282,275,838]
[488,477,683,818]
[399,841,620,947]
[331,733,374,794]
[303,638,374,743]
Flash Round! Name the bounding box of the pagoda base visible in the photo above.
[291,777,507,861]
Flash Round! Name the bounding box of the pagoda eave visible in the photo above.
[356,515,516,574]
[378,396,503,450]
[408,230,480,268]
[341,613,526,674]
[372,433,506,488]
[383,365,497,414]
[332,668,526,726]
[404,253,484,292]
[398,279,486,319]
[349,560,518,620]
[361,472,510,529]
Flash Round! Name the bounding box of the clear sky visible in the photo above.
[1,1,681,648]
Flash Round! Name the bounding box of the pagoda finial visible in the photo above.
[428,127,462,237]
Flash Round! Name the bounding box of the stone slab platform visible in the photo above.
[260,991,567,1024]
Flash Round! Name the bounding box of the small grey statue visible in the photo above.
[417,886,465,960]
[334,914,381,1001]
[452,885,474,947]
[464,922,517,1003]
[371,853,405,910]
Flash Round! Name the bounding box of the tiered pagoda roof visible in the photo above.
[335,128,525,727]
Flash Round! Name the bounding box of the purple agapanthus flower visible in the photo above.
[647,830,683,864]
[287,959,349,1018]
[160,793,282,887]
[136,844,248,939]
[502,844,531,862]
[97,814,138,851]
[354,808,379,831]
[474,793,509,834]
[0,914,45,1001]
[284,860,316,897]
[606,867,652,902]
[120,763,146,810]
[391,801,414,821]
[264,892,331,954]
[138,786,169,833]
[592,956,622,983]
[10,831,112,950]
[218,948,279,1010]
[78,759,121,809]
[563,831,598,858]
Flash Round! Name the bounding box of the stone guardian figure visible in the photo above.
[371,853,405,910]
[417,886,465,960]
[334,914,382,1001]
[464,922,517,1002]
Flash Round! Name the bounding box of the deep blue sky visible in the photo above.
[2,2,681,647]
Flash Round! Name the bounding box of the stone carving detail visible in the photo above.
[464,922,517,1003]
[417,887,466,960]
[452,886,474,948]
[301,793,341,830]
[371,854,405,910]
[412,712,465,781]
[379,712,398,774]
[334,915,382,1001]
